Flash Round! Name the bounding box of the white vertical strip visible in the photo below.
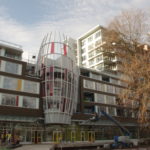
[1,60,6,72]
[36,82,40,94]
[19,96,23,107]
[22,80,24,92]
[18,64,22,75]
[1,76,4,88]
[0,93,2,105]
[0,48,5,56]
[36,98,39,109]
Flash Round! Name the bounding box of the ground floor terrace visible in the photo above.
[0,122,149,145]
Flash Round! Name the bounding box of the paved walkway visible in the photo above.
[14,144,54,150]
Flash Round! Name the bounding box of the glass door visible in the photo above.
[88,131,95,142]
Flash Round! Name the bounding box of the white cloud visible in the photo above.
[0,0,149,60]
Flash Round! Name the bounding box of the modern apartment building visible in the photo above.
[0,29,149,144]
[77,25,119,72]
[0,40,42,144]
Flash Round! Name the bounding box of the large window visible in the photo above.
[96,63,104,70]
[96,94,105,104]
[89,59,95,66]
[108,107,116,116]
[1,93,18,107]
[95,31,101,38]
[88,36,93,42]
[3,76,18,90]
[81,40,86,46]
[83,80,95,90]
[82,55,86,61]
[88,51,95,58]
[96,55,103,63]
[106,85,114,93]
[22,96,38,109]
[24,80,39,94]
[5,61,22,75]
[95,40,101,47]
[81,48,86,53]
[95,82,105,92]
[106,96,116,105]
[88,44,94,50]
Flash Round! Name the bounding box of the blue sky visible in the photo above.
[0,0,149,58]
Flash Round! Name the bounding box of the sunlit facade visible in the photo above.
[37,32,78,124]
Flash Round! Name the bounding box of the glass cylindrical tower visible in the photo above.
[37,32,78,124]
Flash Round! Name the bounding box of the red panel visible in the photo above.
[50,66,53,79]
[51,42,55,53]
[63,44,67,56]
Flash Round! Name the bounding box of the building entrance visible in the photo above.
[0,128,12,144]
[52,131,62,143]
[80,131,85,141]
[31,130,42,144]
[71,131,76,142]
[88,131,95,142]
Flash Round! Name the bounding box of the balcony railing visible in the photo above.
[0,40,22,50]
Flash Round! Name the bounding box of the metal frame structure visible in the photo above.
[36,32,78,124]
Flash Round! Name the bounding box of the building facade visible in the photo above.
[77,25,119,72]
[0,40,43,144]
[0,28,149,144]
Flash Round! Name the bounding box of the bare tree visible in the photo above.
[106,9,150,125]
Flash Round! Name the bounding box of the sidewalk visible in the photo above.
[14,144,54,150]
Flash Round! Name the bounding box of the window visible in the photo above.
[83,79,95,89]
[84,92,94,102]
[106,85,114,93]
[5,50,21,60]
[108,107,116,116]
[88,44,94,50]
[96,63,104,70]
[95,40,101,47]
[106,96,116,105]
[5,61,22,75]
[111,78,118,84]
[23,96,38,109]
[91,73,100,80]
[102,75,110,82]
[1,93,18,107]
[88,36,93,42]
[95,82,105,92]
[115,87,122,94]
[24,80,39,94]
[82,55,86,61]
[88,51,94,58]
[81,40,86,46]
[81,48,86,53]
[95,31,100,38]
[96,48,102,54]
[3,76,18,90]
[96,55,103,63]
[96,94,105,104]
[89,59,95,66]
[81,71,90,77]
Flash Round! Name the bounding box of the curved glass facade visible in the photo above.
[37,32,78,124]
